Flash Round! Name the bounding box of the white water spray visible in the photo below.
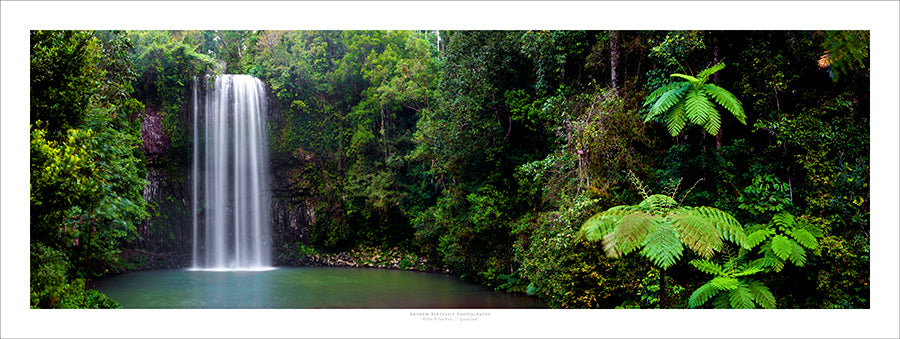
[192,74,272,270]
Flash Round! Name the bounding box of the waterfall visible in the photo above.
[192,74,272,270]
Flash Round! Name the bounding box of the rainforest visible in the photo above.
[27,29,871,311]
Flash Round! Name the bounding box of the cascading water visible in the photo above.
[192,74,272,270]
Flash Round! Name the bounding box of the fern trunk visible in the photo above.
[660,268,668,308]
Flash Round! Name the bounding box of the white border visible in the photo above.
[3,1,898,338]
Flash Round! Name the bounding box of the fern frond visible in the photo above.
[639,222,683,269]
[788,240,807,266]
[703,84,746,124]
[728,282,756,309]
[789,228,819,250]
[747,257,772,270]
[772,212,795,230]
[639,194,678,214]
[670,73,700,84]
[770,234,793,261]
[709,276,739,291]
[734,265,765,277]
[603,211,657,257]
[690,259,727,276]
[684,88,718,127]
[602,233,620,258]
[643,82,686,107]
[688,280,721,308]
[577,206,640,242]
[666,100,687,136]
[745,227,773,249]
[692,206,747,248]
[648,84,688,122]
[673,211,723,258]
[696,62,726,82]
[711,292,730,309]
[747,280,776,309]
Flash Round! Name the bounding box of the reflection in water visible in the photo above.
[93,267,545,308]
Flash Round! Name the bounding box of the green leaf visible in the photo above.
[649,85,688,122]
[639,222,683,269]
[696,62,725,82]
[772,212,795,230]
[673,211,723,258]
[745,227,773,249]
[770,234,793,261]
[666,101,687,136]
[728,282,756,309]
[787,240,807,266]
[670,73,699,84]
[688,280,721,308]
[644,82,686,107]
[789,228,818,249]
[690,259,726,276]
[702,83,745,124]
[734,265,765,277]
[692,206,747,248]
[709,276,740,291]
[604,211,657,258]
[747,280,776,309]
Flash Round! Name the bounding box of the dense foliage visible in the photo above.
[30,30,148,308]
[30,30,869,309]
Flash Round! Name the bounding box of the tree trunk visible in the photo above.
[610,31,620,93]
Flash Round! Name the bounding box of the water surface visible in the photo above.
[93,267,545,308]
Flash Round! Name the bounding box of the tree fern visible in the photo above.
[642,62,745,136]
[576,175,749,307]
[749,211,821,270]
[577,192,746,270]
[688,256,775,309]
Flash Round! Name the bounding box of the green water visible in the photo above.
[92,267,545,308]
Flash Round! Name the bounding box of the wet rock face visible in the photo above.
[139,107,170,162]
[127,166,193,269]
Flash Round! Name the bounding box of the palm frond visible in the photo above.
[711,292,731,309]
[639,222,683,269]
[733,265,765,277]
[703,84,746,124]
